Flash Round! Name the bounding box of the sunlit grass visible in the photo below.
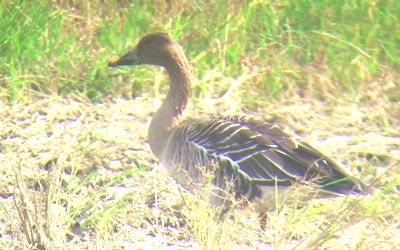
[0,0,399,249]
[1,0,399,101]
[0,93,399,248]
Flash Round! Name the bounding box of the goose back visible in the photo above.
[161,115,366,208]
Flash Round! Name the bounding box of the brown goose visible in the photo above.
[108,32,367,221]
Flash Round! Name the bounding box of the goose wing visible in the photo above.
[181,115,365,196]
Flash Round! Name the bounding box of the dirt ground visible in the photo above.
[0,86,399,249]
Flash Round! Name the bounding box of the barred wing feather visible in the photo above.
[176,115,364,199]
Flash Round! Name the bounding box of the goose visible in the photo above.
[108,32,367,224]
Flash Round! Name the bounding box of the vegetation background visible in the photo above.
[0,0,399,249]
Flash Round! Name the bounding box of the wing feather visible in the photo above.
[171,115,365,200]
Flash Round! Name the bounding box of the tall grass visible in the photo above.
[0,0,399,101]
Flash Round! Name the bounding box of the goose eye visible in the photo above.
[144,39,151,45]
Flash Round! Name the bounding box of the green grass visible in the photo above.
[1,0,399,101]
[0,0,399,249]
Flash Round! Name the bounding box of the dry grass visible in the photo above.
[0,77,399,249]
[1,0,400,248]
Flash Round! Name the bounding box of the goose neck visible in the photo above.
[148,57,191,159]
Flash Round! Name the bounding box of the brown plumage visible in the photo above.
[108,32,367,223]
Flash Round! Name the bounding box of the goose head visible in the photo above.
[108,32,184,68]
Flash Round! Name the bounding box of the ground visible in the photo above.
[0,80,399,249]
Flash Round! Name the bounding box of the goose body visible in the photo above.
[109,33,366,215]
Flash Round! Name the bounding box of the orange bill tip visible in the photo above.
[108,58,121,67]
